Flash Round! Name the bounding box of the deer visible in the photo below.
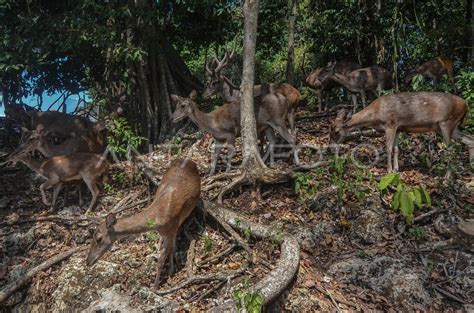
[320,63,392,112]
[86,158,201,289]
[8,150,109,211]
[330,91,470,173]
[203,50,301,134]
[304,61,361,112]
[172,90,296,175]
[20,110,107,157]
[404,57,455,87]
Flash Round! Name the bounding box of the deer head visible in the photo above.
[203,50,236,99]
[8,125,48,163]
[86,213,118,266]
[329,109,351,144]
[171,90,198,122]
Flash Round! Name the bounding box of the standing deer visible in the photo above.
[172,90,295,175]
[203,50,300,134]
[86,158,201,288]
[330,92,470,172]
[304,61,361,112]
[404,57,455,87]
[8,150,109,211]
[321,64,392,112]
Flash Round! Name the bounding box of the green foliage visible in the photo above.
[456,70,474,134]
[409,226,427,242]
[294,171,318,202]
[378,173,431,224]
[233,288,264,313]
[200,234,213,253]
[299,87,318,110]
[107,117,145,158]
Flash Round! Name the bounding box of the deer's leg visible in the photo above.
[263,128,276,165]
[154,232,176,288]
[316,89,322,112]
[351,93,358,112]
[39,177,59,206]
[77,183,84,207]
[210,140,224,176]
[83,177,99,211]
[288,107,296,135]
[268,120,298,164]
[360,90,366,108]
[225,137,236,172]
[51,182,64,208]
[385,128,397,173]
[393,132,400,172]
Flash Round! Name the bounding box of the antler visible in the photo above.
[213,49,235,77]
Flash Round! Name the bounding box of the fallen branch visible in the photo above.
[155,269,245,296]
[413,208,447,223]
[0,246,85,304]
[203,201,300,309]
[2,215,99,227]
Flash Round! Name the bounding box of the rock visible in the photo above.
[71,228,90,244]
[5,226,36,255]
[84,284,140,313]
[351,195,387,244]
[51,256,124,311]
[329,256,432,310]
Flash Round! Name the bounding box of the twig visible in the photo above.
[197,245,236,268]
[212,213,253,260]
[185,239,196,277]
[155,269,245,295]
[433,285,466,304]
[324,287,342,313]
[0,246,85,303]
[1,215,99,227]
[413,208,447,223]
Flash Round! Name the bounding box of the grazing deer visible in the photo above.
[86,158,201,288]
[330,92,470,172]
[172,90,295,175]
[304,61,361,112]
[321,64,392,112]
[8,150,109,211]
[203,50,300,134]
[404,57,455,86]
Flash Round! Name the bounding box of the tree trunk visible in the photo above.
[285,0,298,84]
[241,0,266,170]
[469,0,474,63]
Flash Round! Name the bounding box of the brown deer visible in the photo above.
[330,92,469,172]
[172,90,295,175]
[8,150,109,211]
[304,61,361,112]
[86,158,201,288]
[203,50,300,134]
[404,57,455,86]
[20,111,107,157]
[321,64,392,112]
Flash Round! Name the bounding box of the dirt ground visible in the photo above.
[0,106,473,312]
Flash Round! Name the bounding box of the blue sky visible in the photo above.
[0,92,86,116]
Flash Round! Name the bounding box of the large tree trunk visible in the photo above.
[469,0,474,63]
[285,0,298,84]
[241,0,266,170]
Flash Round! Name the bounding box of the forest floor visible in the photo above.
[0,105,473,312]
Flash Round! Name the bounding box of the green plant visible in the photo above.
[103,183,113,193]
[147,219,159,242]
[378,173,431,224]
[233,288,264,313]
[170,135,183,155]
[107,117,145,158]
[351,166,372,202]
[243,227,252,242]
[294,171,318,202]
[200,234,213,253]
[112,171,127,184]
[409,226,427,242]
[299,86,318,110]
[455,69,474,134]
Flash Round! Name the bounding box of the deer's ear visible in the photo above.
[170,94,180,102]
[36,124,45,134]
[189,90,197,100]
[105,213,117,229]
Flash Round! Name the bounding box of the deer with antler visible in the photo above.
[203,50,301,135]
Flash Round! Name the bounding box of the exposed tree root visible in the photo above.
[0,246,85,304]
[202,201,300,309]
[204,167,291,204]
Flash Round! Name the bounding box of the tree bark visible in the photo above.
[285,0,298,84]
[241,0,266,170]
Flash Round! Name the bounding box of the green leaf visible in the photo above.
[378,173,398,190]
[392,191,401,210]
[412,188,423,208]
[400,191,414,224]
[420,187,431,207]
